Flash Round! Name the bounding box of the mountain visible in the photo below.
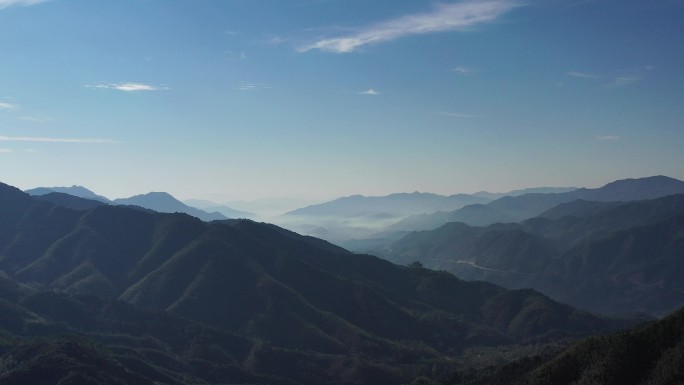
[276,192,492,244]
[113,192,228,222]
[387,176,684,232]
[386,194,684,317]
[441,306,684,385]
[226,197,318,219]
[0,181,630,385]
[570,175,684,202]
[184,199,257,219]
[33,192,107,210]
[537,199,621,220]
[472,187,578,200]
[284,192,491,218]
[25,185,111,203]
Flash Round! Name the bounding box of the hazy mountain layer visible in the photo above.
[387,175,684,232]
[183,199,257,219]
[25,185,111,203]
[285,192,492,217]
[113,192,228,222]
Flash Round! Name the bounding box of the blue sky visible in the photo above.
[0,0,682,201]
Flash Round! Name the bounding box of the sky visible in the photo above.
[0,0,683,202]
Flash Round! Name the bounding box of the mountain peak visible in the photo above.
[25,185,110,203]
[113,192,227,221]
[575,175,684,202]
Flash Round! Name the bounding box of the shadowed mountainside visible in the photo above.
[0,181,632,385]
[386,194,684,317]
[440,306,684,385]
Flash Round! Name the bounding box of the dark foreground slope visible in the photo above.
[0,181,630,385]
[440,306,684,385]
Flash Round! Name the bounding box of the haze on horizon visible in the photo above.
[1,0,683,202]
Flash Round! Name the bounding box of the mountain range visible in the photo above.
[274,192,493,243]
[25,186,253,222]
[0,180,635,385]
[385,193,684,317]
[183,199,257,219]
[25,185,111,203]
[385,176,684,234]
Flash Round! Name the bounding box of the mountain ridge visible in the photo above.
[386,193,684,316]
[386,175,684,233]
[0,180,634,385]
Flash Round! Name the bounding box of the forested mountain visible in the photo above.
[0,181,630,385]
[33,192,107,210]
[386,194,684,317]
[440,306,684,385]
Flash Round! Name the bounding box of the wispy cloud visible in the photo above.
[452,66,476,76]
[0,135,119,144]
[567,71,600,79]
[88,82,168,92]
[0,148,12,153]
[608,76,641,88]
[358,88,380,96]
[568,65,652,88]
[596,135,620,141]
[0,102,19,110]
[236,83,271,91]
[20,116,54,123]
[0,0,50,9]
[298,0,520,53]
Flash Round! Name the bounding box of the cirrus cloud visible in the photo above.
[0,135,120,144]
[0,102,19,110]
[298,0,521,53]
[358,88,380,96]
[87,82,168,92]
[0,0,50,9]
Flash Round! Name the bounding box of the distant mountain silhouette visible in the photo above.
[184,199,257,219]
[33,192,106,210]
[387,176,684,232]
[284,192,491,218]
[25,185,111,203]
[0,180,630,385]
[114,192,228,222]
[570,175,684,201]
[387,194,684,317]
[276,192,492,244]
[472,186,578,200]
